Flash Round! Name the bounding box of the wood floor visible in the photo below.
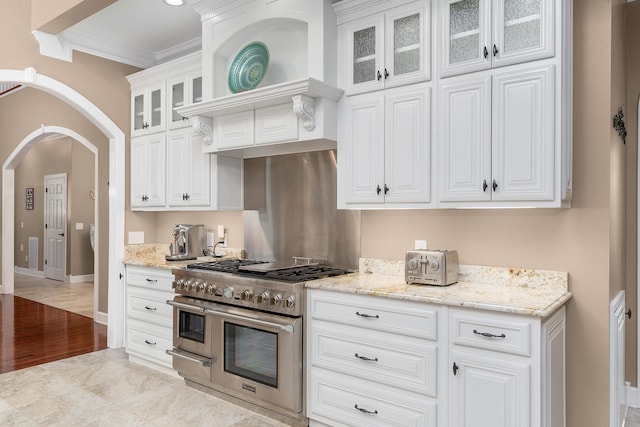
[0,276,107,374]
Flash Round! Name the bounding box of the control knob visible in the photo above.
[284,296,296,309]
[256,292,269,304]
[223,286,234,299]
[205,284,216,295]
[407,258,419,270]
[430,260,440,271]
[182,280,193,290]
[269,294,282,306]
[188,281,200,292]
[196,282,205,293]
[240,290,253,301]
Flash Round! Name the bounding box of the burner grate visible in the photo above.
[186,259,267,273]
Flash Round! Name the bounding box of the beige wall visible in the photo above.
[14,137,95,276]
[626,0,640,390]
[31,0,117,33]
[1,0,635,426]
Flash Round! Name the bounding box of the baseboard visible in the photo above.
[14,266,45,278]
[629,384,638,408]
[67,274,95,283]
[95,311,108,326]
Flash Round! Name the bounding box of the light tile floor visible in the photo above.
[628,407,640,427]
[0,349,289,427]
[13,274,94,318]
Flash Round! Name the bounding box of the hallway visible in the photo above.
[13,274,94,318]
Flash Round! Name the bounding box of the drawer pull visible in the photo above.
[354,404,378,415]
[144,306,157,311]
[355,311,379,319]
[145,278,158,284]
[354,353,379,362]
[473,329,506,339]
[144,340,157,346]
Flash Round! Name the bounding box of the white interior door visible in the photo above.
[610,290,627,427]
[45,174,67,282]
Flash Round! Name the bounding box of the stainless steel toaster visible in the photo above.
[405,250,459,286]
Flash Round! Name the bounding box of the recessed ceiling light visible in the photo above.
[164,0,185,5]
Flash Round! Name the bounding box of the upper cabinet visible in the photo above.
[340,1,431,95]
[131,82,165,137]
[440,0,554,78]
[127,52,243,212]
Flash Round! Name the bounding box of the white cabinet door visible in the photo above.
[439,64,554,204]
[441,0,554,77]
[439,74,492,201]
[168,72,203,130]
[450,350,531,427]
[131,83,166,137]
[491,65,554,201]
[344,92,386,204]
[167,129,211,208]
[384,84,431,203]
[131,134,166,208]
[342,1,430,95]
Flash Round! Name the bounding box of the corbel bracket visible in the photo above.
[292,95,315,131]
[191,115,214,145]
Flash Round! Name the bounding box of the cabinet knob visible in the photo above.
[384,68,389,79]
[493,44,499,57]
[492,179,498,192]
[142,122,149,129]
[384,184,389,195]
[377,70,382,81]
[376,185,382,195]
[483,46,489,59]
[453,361,459,376]
[483,180,488,192]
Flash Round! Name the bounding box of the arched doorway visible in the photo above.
[0,68,125,348]
[6,126,99,318]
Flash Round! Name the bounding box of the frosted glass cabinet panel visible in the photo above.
[168,73,203,130]
[342,1,430,95]
[441,0,554,77]
[131,83,166,137]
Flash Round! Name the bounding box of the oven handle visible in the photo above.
[204,308,295,333]
[166,300,206,313]
[166,348,212,367]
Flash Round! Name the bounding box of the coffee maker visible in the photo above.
[166,224,206,261]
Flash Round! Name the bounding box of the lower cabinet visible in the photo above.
[306,289,566,427]
[125,265,176,374]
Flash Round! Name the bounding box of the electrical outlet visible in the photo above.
[415,239,428,250]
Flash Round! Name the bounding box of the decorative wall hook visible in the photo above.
[613,107,627,144]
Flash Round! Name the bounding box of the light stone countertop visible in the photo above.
[123,243,245,270]
[305,258,572,318]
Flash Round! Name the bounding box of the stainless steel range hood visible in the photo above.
[243,150,360,270]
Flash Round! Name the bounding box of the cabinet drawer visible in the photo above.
[127,287,174,327]
[126,319,173,367]
[308,368,437,427]
[308,290,438,340]
[126,266,174,292]
[450,309,532,356]
[310,321,437,397]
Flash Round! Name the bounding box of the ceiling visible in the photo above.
[62,0,203,69]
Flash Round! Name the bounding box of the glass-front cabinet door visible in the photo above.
[343,0,430,95]
[168,74,203,130]
[131,83,165,137]
[441,0,553,77]
[493,0,554,68]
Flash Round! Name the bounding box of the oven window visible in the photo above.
[179,311,205,343]
[224,322,278,388]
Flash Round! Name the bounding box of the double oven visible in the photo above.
[167,259,347,426]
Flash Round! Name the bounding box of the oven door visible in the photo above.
[207,305,303,417]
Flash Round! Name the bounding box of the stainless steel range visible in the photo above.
[167,259,348,426]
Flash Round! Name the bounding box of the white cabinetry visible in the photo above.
[167,129,210,208]
[439,64,554,203]
[440,0,554,77]
[131,82,165,137]
[449,307,566,427]
[307,290,443,427]
[131,134,166,209]
[125,265,176,374]
[128,52,243,211]
[306,290,567,427]
[340,83,431,208]
[338,0,431,95]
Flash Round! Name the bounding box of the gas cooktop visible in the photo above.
[186,259,349,283]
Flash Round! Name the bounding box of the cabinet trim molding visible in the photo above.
[191,116,214,145]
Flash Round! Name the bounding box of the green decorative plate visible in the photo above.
[228,42,269,93]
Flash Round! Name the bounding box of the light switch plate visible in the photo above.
[75,223,84,230]
[128,231,144,244]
